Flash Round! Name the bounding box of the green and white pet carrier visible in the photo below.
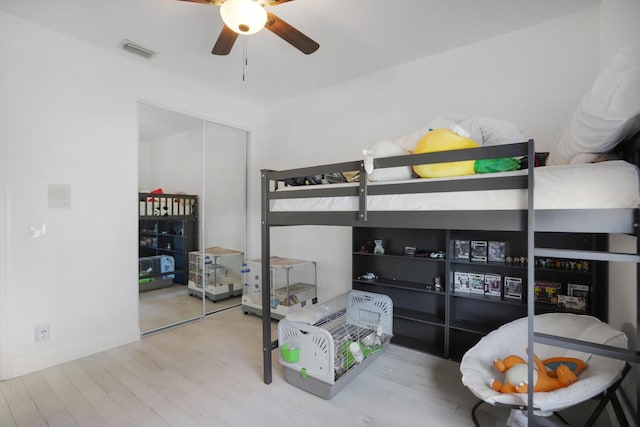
[278,289,393,399]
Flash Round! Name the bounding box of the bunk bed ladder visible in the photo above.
[525,138,536,426]
[529,201,640,424]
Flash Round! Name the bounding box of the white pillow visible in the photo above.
[547,44,640,165]
[458,116,525,146]
[393,115,525,152]
[365,140,413,182]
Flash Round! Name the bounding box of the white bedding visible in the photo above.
[271,161,640,212]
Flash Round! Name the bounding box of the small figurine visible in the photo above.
[404,246,416,256]
[434,276,443,292]
[359,240,373,253]
[373,240,385,254]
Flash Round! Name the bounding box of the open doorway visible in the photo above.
[137,102,247,333]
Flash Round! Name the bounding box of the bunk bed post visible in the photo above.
[261,169,273,384]
[526,139,536,426]
[358,161,368,222]
[636,208,640,420]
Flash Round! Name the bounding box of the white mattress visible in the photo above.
[271,161,640,212]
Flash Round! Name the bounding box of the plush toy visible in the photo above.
[412,125,521,178]
[490,352,587,393]
[412,127,480,178]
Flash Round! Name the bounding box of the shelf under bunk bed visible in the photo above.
[260,138,640,417]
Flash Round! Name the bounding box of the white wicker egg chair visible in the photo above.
[460,313,630,426]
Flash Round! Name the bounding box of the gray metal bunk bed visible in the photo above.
[260,135,640,424]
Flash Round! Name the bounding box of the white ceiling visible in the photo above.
[0,0,599,106]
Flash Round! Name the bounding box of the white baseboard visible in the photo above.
[8,326,141,379]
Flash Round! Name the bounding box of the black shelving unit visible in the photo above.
[138,193,198,289]
[352,227,607,361]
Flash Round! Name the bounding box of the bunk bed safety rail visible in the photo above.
[263,140,533,224]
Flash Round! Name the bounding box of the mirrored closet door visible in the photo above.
[137,102,247,334]
[202,120,247,315]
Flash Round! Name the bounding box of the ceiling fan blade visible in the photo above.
[177,0,215,4]
[265,12,319,55]
[212,25,238,55]
[265,0,295,6]
[177,0,224,5]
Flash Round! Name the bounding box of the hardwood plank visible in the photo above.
[0,383,16,427]
[106,387,168,427]
[81,356,168,427]
[40,366,109,427]
[20,372,77,427]
[0,378,46,427]
[59,360,135,426]
[92,352,208,426]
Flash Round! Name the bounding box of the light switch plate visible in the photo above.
[48,184,71,209]
[28,223,46,238]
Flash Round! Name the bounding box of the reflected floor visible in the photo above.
[138,284,241,332]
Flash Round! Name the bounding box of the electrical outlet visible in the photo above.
[34,323,50,342]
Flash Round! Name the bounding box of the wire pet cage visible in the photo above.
[278,289,393,399]
[138,255,175,292]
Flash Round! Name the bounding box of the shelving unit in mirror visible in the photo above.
[138,193,198,290]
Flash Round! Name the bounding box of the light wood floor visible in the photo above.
[138,284,241,332]
[0,308,614,426]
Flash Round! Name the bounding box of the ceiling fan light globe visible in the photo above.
[220,0,267,35]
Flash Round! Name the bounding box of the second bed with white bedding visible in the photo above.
[271,160,640,212]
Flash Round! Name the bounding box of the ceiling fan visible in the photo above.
[179,0,319,55]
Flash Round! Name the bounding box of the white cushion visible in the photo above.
[458,116,525,146]
[460,313,627,414]
[548,44,640,165]
[366,140,413,182]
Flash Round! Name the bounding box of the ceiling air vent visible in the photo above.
[120,39,156,59]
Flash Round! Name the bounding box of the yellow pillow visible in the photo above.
[413,128,480,178]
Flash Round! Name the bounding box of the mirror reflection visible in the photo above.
[137,103,247,333]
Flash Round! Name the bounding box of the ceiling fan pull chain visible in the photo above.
[242,36,247,82]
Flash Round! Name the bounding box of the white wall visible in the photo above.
[0,45,9,379]
[600,0,640,418]
[600,0,640,69]
[600,0,640,336]
[0,10,265,379]
[250,8,601,301]
[140,128,204,195]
